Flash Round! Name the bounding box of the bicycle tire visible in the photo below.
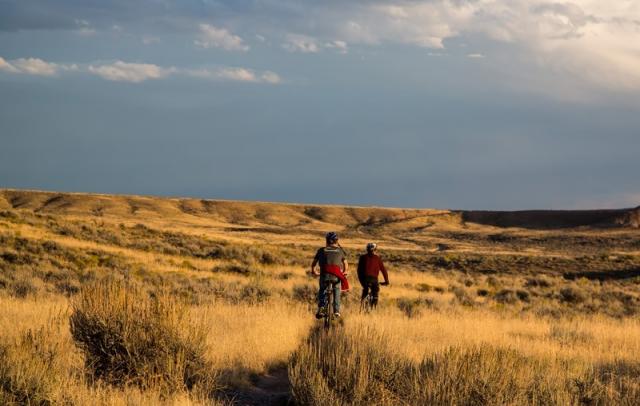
[324,287,333,330]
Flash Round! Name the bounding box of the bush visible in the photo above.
[0,327,67,405]
[289,328,583,405]
[494,289,518,305]
[292,283,316,302]
[10,278,37,298]
[69,279,215,393]
[289,327,413,405]
[397,298,433,318]
[240,279,271,304]
[559,286,587,304]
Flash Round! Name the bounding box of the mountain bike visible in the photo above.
[360,281,388,314]
[322,281,340,330]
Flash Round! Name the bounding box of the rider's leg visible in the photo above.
[361,283,370,301]
[371,282,380,307]
[331,276,341,314]
[317,274,328,309]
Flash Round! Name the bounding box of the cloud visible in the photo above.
[260,71,282,84]
[283,34,350,54]
[0,57,19,73]
[88,61,173,82]
[0,57,75,76]
[186,67,281,84]
[195,24,249,51]
[283,34,320,53]
[325,40,349,54]
[2,0,639,92]
[1,55,283,84]
[467,53,485,59]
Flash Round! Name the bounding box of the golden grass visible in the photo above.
[2,189,640,404]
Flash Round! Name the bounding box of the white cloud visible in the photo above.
[186,67,281,84]
[283,34,320,53]
[324,0,640,91]
[0,57,19,73]
[283,35,350,54]
[88,61,174,82]
[217,67,257,82]
[266,1,637,92]
[195,24,249,51]
[0,57,70,76]
[261,71,281,84]
[325,40,349,54]
[467,53,485,59]
[1,55,282,85]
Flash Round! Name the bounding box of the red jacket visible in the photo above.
[324,264,350,291]
[357,253,388,284]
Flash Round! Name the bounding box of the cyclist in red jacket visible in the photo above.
[357,243,389,308]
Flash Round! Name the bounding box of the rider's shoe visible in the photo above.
[315,308,326,319]
[333,312,341,318]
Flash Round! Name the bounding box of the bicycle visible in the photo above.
[360,281,388,314]
[322,280,340,330]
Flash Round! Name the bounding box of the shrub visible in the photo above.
[495,289,518,305]
[397,298,433,318]
[240,279,271,304]
[10,278,37,298]
[0,327,67,405]
[289,327,412,405]
[69,279,215,393]
[559,286,587,304]
[292,283,316,302]
[452,286,474,306]
[289,328,576,405]
[524,277,552,288]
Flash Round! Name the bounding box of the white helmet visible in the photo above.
[366,242,377,252]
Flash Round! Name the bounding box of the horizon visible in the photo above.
[1,1,639,210]
[1,187,638,212]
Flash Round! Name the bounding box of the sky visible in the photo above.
[0,0,639,210]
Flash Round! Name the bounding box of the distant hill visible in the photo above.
[1,188,638,230]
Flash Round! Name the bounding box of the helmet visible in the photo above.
[366,242,377,252]
[325,231,339,244]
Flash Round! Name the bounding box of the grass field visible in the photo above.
[1,189,639,405]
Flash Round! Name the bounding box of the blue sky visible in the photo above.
[1,0,639,209]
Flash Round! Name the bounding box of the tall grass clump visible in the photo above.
[289,326,413,405]
[289,323,640,405]
[69,278,215,394]
[0,327,69,405]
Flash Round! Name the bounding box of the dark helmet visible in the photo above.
[325,231,339,244]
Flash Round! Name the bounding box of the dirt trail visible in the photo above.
[225,367,292,405]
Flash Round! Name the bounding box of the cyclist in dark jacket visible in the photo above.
[357,243,389,307]
[310,232,349,318]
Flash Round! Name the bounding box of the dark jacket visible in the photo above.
[357,253,388,285]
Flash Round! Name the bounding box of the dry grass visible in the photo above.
[2,189,640,404]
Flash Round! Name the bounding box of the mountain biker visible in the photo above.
[310,231,349,319]
[357,243,389,308]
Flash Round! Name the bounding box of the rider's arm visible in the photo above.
[310,257,319,276]
[380,257,389,284]
[342,258,349,276]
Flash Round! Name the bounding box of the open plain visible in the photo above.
[1,188,640,405]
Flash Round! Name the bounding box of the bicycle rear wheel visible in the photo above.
[323,287,333,330]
